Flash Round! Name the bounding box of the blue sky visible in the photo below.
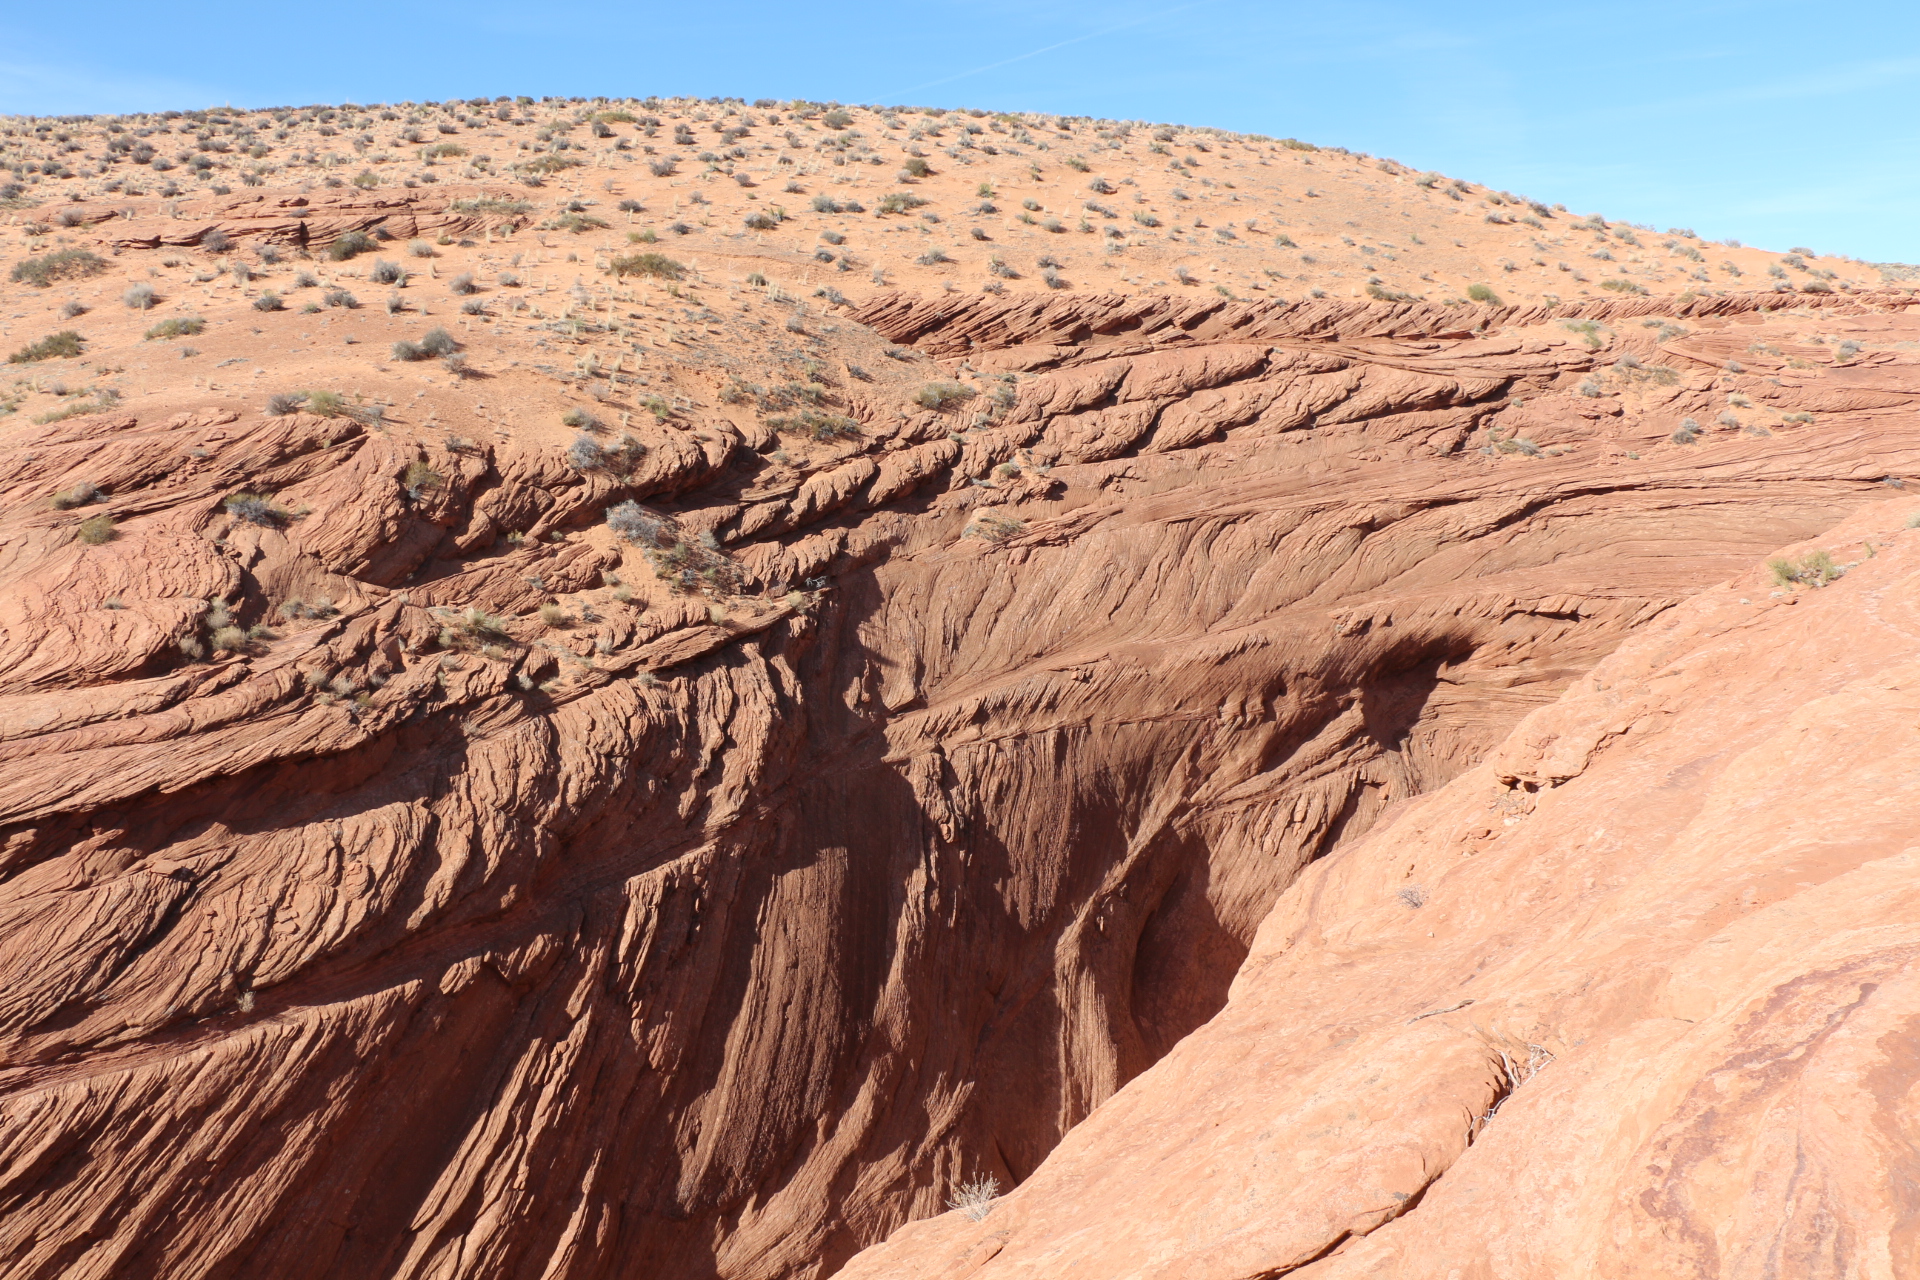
[4,1,1915,262]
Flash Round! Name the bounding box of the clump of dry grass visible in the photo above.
[946,1175,1000,1222]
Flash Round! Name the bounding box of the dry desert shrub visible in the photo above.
[1769,550,1843,588]
[946,1175,1000,1222]
[52,480,102,509]
[9,330,85,363]
[913,382,975,411]
[609,252,684,281]
[328,230,378,261]
[76,514,116,545]
[144,317,204,340]
[224,493,294,527]
[10,249,107,287]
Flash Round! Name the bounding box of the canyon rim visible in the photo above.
[0,94,1915,1279]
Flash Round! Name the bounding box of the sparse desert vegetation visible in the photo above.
[9,330,85,363]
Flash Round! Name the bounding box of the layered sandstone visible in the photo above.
[841,497,1920,1280]
[0,121,1917,1278]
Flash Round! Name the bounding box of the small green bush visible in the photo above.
[1600,278,1647,295]
[449,196,533,215]
[1563,319,1605,349]
[547,212,608,234]
[392,327,460,361]
[9,248,107,287]
[1768,550,1842,588]
[453,608,510,642]
[328,230,379,261]
[966,512,1026,542]
[768,410,862,441]
[33,391,119,424]
[76,513,116,545]
[9,330,85,363]
[306,390,349,417]
[1466,283,1500,304]
[609,252,685,281]
[224,492,293,527]
[914,382,976,412]
[144,317,205,340]
[402,459,444,492]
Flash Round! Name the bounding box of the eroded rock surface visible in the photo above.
[1,281,1917,1280]
[842,496,1920,1280]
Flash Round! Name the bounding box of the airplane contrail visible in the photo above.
[881,2,1207,101]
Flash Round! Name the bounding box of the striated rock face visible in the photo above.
[1,283,1917,1280]
[95,186,533,252]
[840,493,1920,1280]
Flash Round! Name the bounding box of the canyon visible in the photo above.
[0,96,1915,1279]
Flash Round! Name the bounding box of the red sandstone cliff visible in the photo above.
[841,493,1920,1280]
[0,250,1916,1278]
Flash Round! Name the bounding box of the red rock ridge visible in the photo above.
[0,286,1915,1280]
[841,492,1920,1280]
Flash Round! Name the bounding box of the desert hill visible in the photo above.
[0,93,1915,1280]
